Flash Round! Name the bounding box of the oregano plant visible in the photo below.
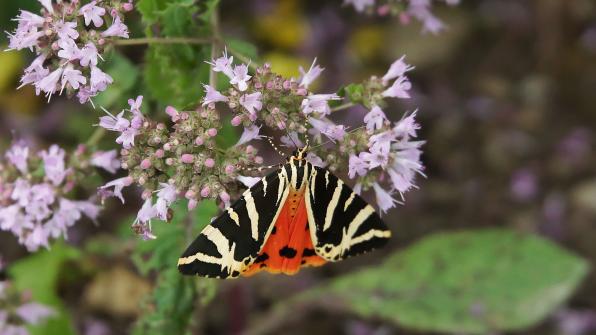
[1,1,590,335]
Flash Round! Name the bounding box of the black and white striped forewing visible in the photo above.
[178,167,291,278]
[305,165,391,261]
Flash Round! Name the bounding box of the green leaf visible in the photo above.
[338,83,364,104]
[302,229,589,334]
[94,52,140,108]
[144,45,211,108]
[9,243,81,335]
[227,38,258,62]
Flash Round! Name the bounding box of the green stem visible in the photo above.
[330,102,356,113]
[209,7,221,87]
[114,37,213,46]
[86,127,106,147]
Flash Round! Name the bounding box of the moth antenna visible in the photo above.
[241,163,280,173]
[270,112,299,149]
[266,136,286,157]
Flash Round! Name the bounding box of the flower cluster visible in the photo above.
[5,0,133,104]
[100,51,424,239]
[205,52,424,213]
[0,142,117,251]
[98,95,260,239]
[0,258,55,334]
[344,0,460,34]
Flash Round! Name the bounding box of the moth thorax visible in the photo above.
[287,184,306,219]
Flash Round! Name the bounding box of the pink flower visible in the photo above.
[6,28,44,51]
[16,303,55,325]
[306,152,326,167]
[154,183,177,220]
[61,65,87,91]
[39,145,66,186]
[348,153,369,178]
[90,66,113,92]
[207,50,234,78]
[116,128,138,149]
[35,67,63,99]
[80,42,99,67]
[280,132,304,148]
[38,0,54,14]
[237,176,260,188]
[309,118,346,142]
[363,106,387,132]
[361,148,389,169]
[18,55,48,91]
[239,92,262,120]
[382,55,414,83]
[202,85,228,106]
[57,37,81,61]
[91,150,120,174]
[128,95,143,115]
[382,76,411,99]
[80,1,106,28]
[301,94,340,116]
[236,125,263,146]
[373,182,397,214]
[299,58,324,88]
[99,110,130,132]
[388,140,424,196]
[393,110,420,139]
[101,15,129,38]
[54,20,79,41]
[14,10,45,29]
[135,198,157,225]
[5,142,29,174]
[230,64,251,91]
[99,176,133,203]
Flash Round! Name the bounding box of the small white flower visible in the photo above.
[299,58,324,88]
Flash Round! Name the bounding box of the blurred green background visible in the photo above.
[1,0,596,334]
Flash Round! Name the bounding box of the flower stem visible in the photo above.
[330,102,356,113]
[86,128,106,147]
[209,7,221,87]
[114,37,213,46]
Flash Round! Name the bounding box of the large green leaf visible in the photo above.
[9,243,81,335]
[303,229,589,334]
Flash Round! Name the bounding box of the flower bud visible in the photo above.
[225,164,235,174]
[185,190,195,199]
[195,137,204,146]
[207,128,217,137]
[155,149,164,158]
[231,116,242,127]
[123,2,134,11]
[188,199,198,210]
[200,186,210,198]
[142,189,152,200]
[140,158,152,169]
[165,158,174,166]
[181,154,194,164]
[204,158,215,168]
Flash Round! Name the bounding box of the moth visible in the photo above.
[178,145,391,278]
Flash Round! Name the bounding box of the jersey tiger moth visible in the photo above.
[177,145,391,278]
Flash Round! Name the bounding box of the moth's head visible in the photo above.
[290,145,309,161]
